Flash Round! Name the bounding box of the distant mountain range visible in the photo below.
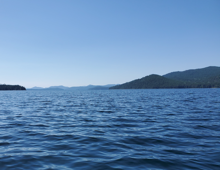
[110,66,220,89]
[28,84,116,90]
[7,66,220,91]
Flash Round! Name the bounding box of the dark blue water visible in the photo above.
[0,89,220,170]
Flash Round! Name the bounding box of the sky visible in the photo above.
[0,0,220,88]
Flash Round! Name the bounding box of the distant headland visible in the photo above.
[0,84,26,90]
[110,66,220,89]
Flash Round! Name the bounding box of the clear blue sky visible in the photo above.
[0,0,219,88]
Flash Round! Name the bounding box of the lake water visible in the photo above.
[0,89,220,170]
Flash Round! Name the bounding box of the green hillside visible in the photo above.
[110,66,220,89]
[163,66,220,88]
[164,66,220,82]
[110,74,185,89]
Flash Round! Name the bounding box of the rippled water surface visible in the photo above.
[0,89,220,170]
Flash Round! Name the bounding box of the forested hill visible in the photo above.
[164,66,220,82]
[0,84,26,90]
[110,66,220,89]
[110,75,185,89]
